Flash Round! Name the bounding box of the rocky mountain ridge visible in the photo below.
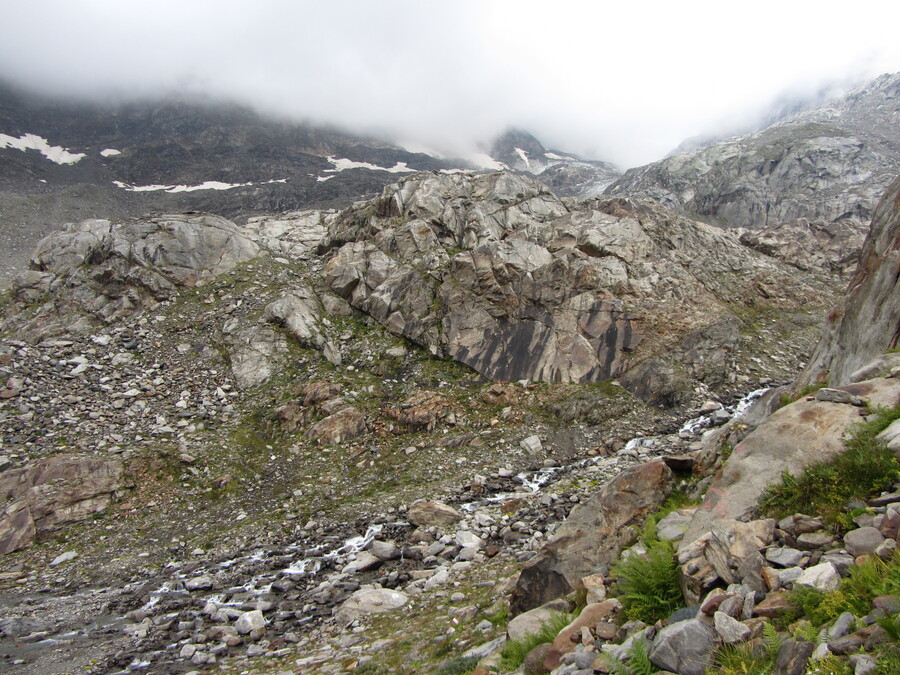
[607,73,900,236]
[0,84,618,291]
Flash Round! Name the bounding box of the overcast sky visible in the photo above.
[2,0,900,168]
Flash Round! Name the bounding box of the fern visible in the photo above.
[611,539,684,623]
[762,621,783,659]
[627,638,655,675]
[597,638,655,675]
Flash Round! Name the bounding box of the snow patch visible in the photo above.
[100,148,121,157]
[113,179,286,193]
[316,175,334,182]
[513,147,531,168]
[324,157,414,173]
[0,133,85,165]
[544,152,572,160]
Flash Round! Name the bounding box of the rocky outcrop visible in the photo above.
[0,455,127,554]
[321,171,822,401]
[509,460,673,616]
[738,218,866,275]
[795,174,900,388]
[4,214,260,341]
[680,376,900,552]
[607,74,900,233]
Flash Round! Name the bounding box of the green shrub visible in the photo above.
[436,655,480,675]
[498,611,574,671]
[611,539,683,623]
[707,622,783,675]
[758,405,900,524]
[789,550,900,628]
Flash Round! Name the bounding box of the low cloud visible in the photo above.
[2,1,899,168]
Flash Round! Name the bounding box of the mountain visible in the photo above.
[2,73,900,675]
[607,72,900,232]
[489,128,621,198]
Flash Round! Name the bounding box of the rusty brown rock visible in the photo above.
[306,408,367,445]
[0,454,127,555]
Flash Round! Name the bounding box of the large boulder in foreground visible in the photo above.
[796,174,900,388]
[0,455,127,554]
[509,460,673,616]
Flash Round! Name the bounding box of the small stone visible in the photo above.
[844,527,885,557]
[234,610,266,635]
[796,531,834,550]
[407,500,463,527]
[773,638,814,675]
[795,562,841,592]
[765,547,804,568]
[185,576,214,591]
[50,550,77,566]
[753,592,793,618]
[815,388,863,405]
[714,611,751,643]
[849,653,878,675]
[369,540,401,561]
[828,612,856,640]
[520,435,542,453]
[648,618,717,675]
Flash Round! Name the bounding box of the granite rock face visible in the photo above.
[0,455,127,554]
[509,460,673,615]
[795,174,900,388]
[680,376,900,550]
